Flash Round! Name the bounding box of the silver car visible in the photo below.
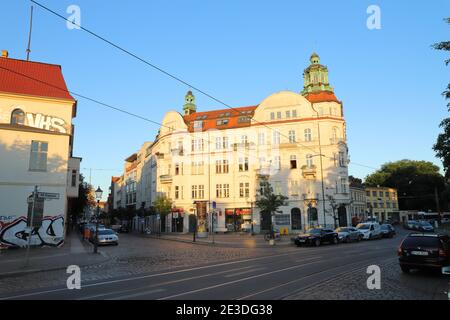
[94,229,119,246]
[335,227,363,243]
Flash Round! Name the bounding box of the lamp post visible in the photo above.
[93,186,103,254]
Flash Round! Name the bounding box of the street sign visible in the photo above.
[37,192,60,200]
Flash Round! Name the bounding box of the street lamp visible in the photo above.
[93,186,103,254]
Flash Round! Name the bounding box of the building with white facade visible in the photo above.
[114,53,351,234]
[0,51,80,248]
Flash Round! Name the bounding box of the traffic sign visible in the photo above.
[37,192,60,200]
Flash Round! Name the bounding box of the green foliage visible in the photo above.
[153,195,173,216]
[255,179,288,231]
[365,160,446,211]
[68,174,95,222]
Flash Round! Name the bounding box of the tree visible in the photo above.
[255,178,288,238]
[349,175,363,188]
[67,174,95,229]
[432,18,450,179]
[153,195,173,232]
[365,160,446,211]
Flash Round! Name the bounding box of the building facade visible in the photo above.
[114,53,351,234]
[0,51,80,248]
[349,186,367,225]
[365,186,399,222]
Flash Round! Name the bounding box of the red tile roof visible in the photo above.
[304,91,340,103]
[0,57,75,101]
[183,105,258,131]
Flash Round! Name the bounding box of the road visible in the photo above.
[0,229,448,300]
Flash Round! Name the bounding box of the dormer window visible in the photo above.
[11,108,25,125]
[193,121,203,129]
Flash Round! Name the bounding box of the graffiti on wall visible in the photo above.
[0,215,65,248]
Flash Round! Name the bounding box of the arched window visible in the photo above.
[304,128,312,142]
[291,208,302,230]
[306,154,313,168]
[11,108,25,125]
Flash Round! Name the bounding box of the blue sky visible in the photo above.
[1,0,449,200]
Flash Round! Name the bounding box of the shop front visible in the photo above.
[225,208,251,232]
[171,208,185,233]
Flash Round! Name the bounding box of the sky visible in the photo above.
[1,0,449,200]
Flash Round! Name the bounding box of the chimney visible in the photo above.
[1,50,8,58]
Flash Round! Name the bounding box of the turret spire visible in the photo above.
[183,90,196,115]
[301,52,334,96]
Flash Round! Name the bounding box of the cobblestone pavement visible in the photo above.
[0,233,280,295]
[284,258,450,300]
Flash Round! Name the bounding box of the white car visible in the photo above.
[356,222,382,240]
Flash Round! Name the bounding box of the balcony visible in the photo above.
[255,166,272,178]
[330,137,346,145]
[170,148,184,156]
[156,152,164,159]
[159,174,173,184]
[301,165,317,179]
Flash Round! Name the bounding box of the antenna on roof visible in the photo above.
[26,5,34,61]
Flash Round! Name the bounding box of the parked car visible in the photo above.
[90,228,119,246]
[380,224,396,238]
[398,233,450,273]
[118,225,130,233]
[335,227,363,243]
[356,222,382,240]
[417,221,434,232]
[404,220,419,230]
[294,228,339,247]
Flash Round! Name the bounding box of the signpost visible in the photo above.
[25,186,38,267]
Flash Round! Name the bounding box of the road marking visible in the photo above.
[294,256,323,263]
[224,267,266,278]
[157,260,322,300]
[0,251,304,300]
[107,288,165,300]
[76,265,256,300]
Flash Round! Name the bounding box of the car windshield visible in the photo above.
[357,224,370,230]
[381,225,389,230]
[309,229,322,234]
[99,230,115,235]
[402,236,441,248]
[419,221,432,226]
[336,228,349,232]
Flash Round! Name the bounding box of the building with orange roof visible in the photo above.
[0,51,81,248]
[115,53,350,234]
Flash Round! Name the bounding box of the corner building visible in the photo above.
[143,53,350,234]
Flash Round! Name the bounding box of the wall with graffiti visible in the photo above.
[0,215,65,249]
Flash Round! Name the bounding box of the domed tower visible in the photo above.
[301,52,334,95]
[183,90,196,116]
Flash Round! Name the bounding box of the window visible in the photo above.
[192,185,198,199]
[216,160,229,174]
[340,178,347,193]
[191,161,204,175]
[339,152,346,167]
[386,202,391,208]
[216,119,229,126]
[277,112,282,119]
[239,182,250,198]
[366,191,370,196]
[175,163,180,175]
[286,110,291,118]
[199,185,204,198]
[238,116,251,123]
[373,202,378,208]
[239,157,249,172]
[274,156,281,170]
[273,131,281,145]
[71,170,77,187]
[274,181,282,195]
[372,191,377,197]
[193,121,203,129]
[270,112,275,120]
[216,136,229,150]
[274,214,290,225]
[379,191,383,197]
[11,108,25,125]
[290,155,297,169]
[216,184,230,198]
[385,192,389,198]
[175,186,180,199]
[306,154,313,168]
[191,139,204,152]
[241,135,248,145]
[223,160,229,173]
[258,132,265,145]
[290,180,299,195]
[292,110,297,118]
[29,141,48,171]
[304,128,312,142]
[288,130,296,143]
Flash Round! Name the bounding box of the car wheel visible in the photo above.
[400,265,410,273]
[314,239,321,247]
[358,235,363,242]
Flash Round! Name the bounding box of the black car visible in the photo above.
[294,228,339,247]
[398,233,450,273]
[380,224,396,238]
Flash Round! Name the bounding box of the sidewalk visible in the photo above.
[0,231,109,278]
[143,232,295,248]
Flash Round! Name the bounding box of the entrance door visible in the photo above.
[260,210,271,231]
[338,206,348,227]
[291,208,302,230]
